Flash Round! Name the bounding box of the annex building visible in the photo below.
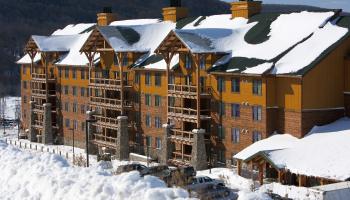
[18,0,350,170]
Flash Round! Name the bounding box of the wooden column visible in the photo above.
[258,164,264,185]
[298,175,306,187]
[162,51,175,124]
[237,160,242,176]
[278,170,283,183]
[191,54,201,129]
[117,52,124,115]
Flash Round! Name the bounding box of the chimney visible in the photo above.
[231,0,262,19]
[163,0,188,22]
[97,7,117,26]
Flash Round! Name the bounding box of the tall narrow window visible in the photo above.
[135,72,140,84]
[155,116,162,128]
[146,136,152,147]
[65,68,69,79]
[155,95,161,107]
[217,125,225,139]
[145,72,151,85]
[185,75,192,85]
[145,94,151,106]
[81,69,86,80]
[73,102,77,113]
[80,87,85,97]
[200,56,206,69]
[156,137,162,149]
[185,54,192,69]
[217,77,225,92]
[155,73,161,86]
[217,102,225,116]
[122,53,128,66]
[231,128,240,143]
[231,103,240,118]
[231,78,240,93]
[64,86,69,95]
[65,119,70,128]
[72,69,77,79]
[253,131,262,143]
[72,86,77,96]
[252,105,262,121]
[253,79,262,95]
[146,115,151,127]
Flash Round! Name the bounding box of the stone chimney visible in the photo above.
[97,7,117,26]
[163,0,188,22]
[231,0,262,19]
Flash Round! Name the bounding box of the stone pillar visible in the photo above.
[116,116,129,160]
[28,101,37,142]
[191,129,207,170]
[42,103,53,144]
[160,123,174,165]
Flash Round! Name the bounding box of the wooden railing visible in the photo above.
[171,129,194,140]
[34,120,43,127]
[32,73,55,80]
[168,106,197,116]
[94,115,118,126]
[173,152,191,162]
[93,133,117,145]
[168,84,211,95]
[32,89,56,96]
[90,97,133,108]
[33,104,44,111]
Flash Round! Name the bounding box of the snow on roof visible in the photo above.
[31,35,80,52]
[233,134,298,161]
[16,53,41,65]
[52,23,95,35]
[268,117,350,181]
[99,21,175,53]
[110,19,160,26]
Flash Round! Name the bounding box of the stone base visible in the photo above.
[191,129,207,171]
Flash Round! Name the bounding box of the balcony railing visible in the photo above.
[94,115,118,129]
[90,97,133,109]
[90,78,133,89]
[31,73,55,81]
[168,84,211,97]
[171,129,194,140]
[92,133,117,147]
[32,89,56,97]
[172,152,191,162]
[33,120,43,128]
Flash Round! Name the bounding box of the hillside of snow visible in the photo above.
[0,140,189,200]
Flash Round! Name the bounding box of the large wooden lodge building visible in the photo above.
[18,0,350,170]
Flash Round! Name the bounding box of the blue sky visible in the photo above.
[222,0,350,12]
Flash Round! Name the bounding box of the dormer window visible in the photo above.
[185,54,192,69]
[200,56,206,69]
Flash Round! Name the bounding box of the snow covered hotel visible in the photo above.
[17,0,350,171]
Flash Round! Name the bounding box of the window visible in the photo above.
[217,125,225,139]
[72,69,77,79]
[23,81,27,89]
[185,75,192,85]
[72,86,77,96]
[102,70,109,79]
[23,96,27,104]
[135,132,141,144]
[253,79,262,95]
[135,112,141,125]
[217,102,225,116]
[217,77,225,92]
[145,72,151,85]
[64,68,69,78]
[146,136,152,147]
[80,105,86,114]
[73,120,78,130]
[122,53,128,66]
[252,106,262,121]
[64,86,69,95]
[146,114,151,127]
[22,66,26,75]
[185,54,192,69]
[155,116,162,128]
[80,87,85,97]
[64,102,69,112]
[155,73,161,86]
[231,103,240,118]
[58,68,62,78]
[81,69,86,80]
[145,94,151,106]
[169,97,175,107]
[134,93,140,104]
[169,74,175,84]
[154,95,161,107]
[73,102,77,113]
[218,150,226,163]
[135,72,140,84]
[156,137,162,149]
[81,122,85,131]
[231,128,240,143]
[200,56,206,69]
[65,118,70,128]
[231,78,240,93]
[253,131,262,143]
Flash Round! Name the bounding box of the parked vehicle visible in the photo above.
[115,163,148,175]
[186,176,225,191]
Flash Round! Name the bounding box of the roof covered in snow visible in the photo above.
[235,117,350,181]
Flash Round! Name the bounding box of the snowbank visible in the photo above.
[0,140,189,200]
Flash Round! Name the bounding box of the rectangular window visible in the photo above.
[253,131,262,143]
[145,94,151,106]
[200,56,206,69]
[253,79,262,95]
[58,68,62,78]
[63,86,68,95]
[80,105,86,114]
[134,93,140,104]
[135,132,141,144]
[65,118,70,128]
[65,68,69,79]
[73,120,78,130]
[135,112,141,125]
[80,69,85,79]
[23,96,27,104]
[73,102,77,113]
[231,128,240,143]
[217,102,225,116]
[146,114,151,127]
[22,66,26,75]
[64,102,69,112]
[145,72,151,85]
[156,137,162,150]
[217,77,225,92]
[217,125,225,139]
[81,122,85,131]
[169,97,175,107]
[154,116,162,128]
[72,86,77,96]
[135,72,140,84]
[155,73,161,86]
[185,54,192,69]
[154,95,161,107]
[231,78,240,93]
[252,106,262,121]
[231,103,240,118]
[72,69,77,79]
[80,87,85,97]
[146,136,152,147]
[122,53,128,66]
[218,150,226,163]
[23,81,27,89]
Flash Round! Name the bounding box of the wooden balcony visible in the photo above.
[94,115,119,130]
[33,120,43,129]
[168,106,211,123]
[168,152,192,166]
[91,133,117,148]
[89,96,133,111]
[168,84,211,99]
[31,89,56,98]
[33,104,44,113]
[31,73,55,82]
[170,129,194,145]
[89,78,132,91]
